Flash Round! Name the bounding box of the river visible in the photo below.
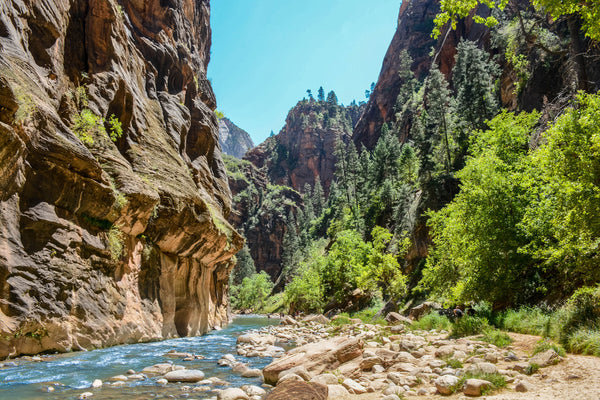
[0,316,279,400]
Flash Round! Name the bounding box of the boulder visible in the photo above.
[218,388,250,400]
[342,378,366,394]
[277,373,304,385]
[409,302,441,320]
[303,315,330,325]
[463,378,492,396]
[529,349,561,367]
[279,366,312,381]
[467,362,498,375]
[309,373,339,386]
[264,380,328,400]
[281,316,298,325]
[263,336,363,385]
[434,375,459,395]
[386,312,413,325]
[142,363,175,375]
[243,385,267,396]
[515,380,532,392]
[241,368,263,378]
[326,384,349,399]
[164,370,206,383]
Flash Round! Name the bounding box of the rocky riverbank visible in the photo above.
[7,314,600,399]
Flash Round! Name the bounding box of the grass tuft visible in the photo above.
[410,311,452,331]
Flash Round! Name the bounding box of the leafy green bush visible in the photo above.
[562,286,600,337]
[481,329,513,348]
[501,307,553,336]
[331,314,352,326]
[451,315,490,337]
[567,328,600,357]
[108,114,123,142]
[72,109,102,145]
[410,312,451,331]
[230,271,273,311]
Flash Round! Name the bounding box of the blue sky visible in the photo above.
[209,0,401,146]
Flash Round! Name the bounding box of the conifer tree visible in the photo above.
[281,210,300,281]
[318,86,325,102]
[424,67,455,173]
[326,91,338,106]
[312,177,325,217]
[232,245,256,285]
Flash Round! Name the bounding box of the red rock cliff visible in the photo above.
[0,0,242,357]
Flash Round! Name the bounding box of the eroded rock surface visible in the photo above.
[0,0,242,357]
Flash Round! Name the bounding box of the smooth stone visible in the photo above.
[217,387,250,400]
[79,393,93,399]
[434,375,459,395]
[515,381,532,392]
[126,369,136,375]
[91,379,102,388]
[164,369,206,382]
[327,384,349,399]
[143,363,174,375]
[309,373,339,386]
[242,385,267,396]
[342,378,366,394]
[46,387,55,393]
[127,374,145,380]
[156,378,168,385]
[278,366,311,381]
[463,378,492,396]
[241,368,263,378]
[109,375,128,382]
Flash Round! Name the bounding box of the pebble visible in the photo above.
[79,392,94,399]
[91,379,102,388]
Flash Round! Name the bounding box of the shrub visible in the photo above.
[108,224,124,260]
[411,311,452,331]
[443,356,463,368]
[533,338,566,357]
[562,286,600,337]
[107,114,123,142]
[500,307,553,336]
[73,109,104,145]
[525,363,539,375]
[230,271,273,310]
[451,315,490,337]
[331,314,352,326]
[481,329,513,348]
[567,329,600,357]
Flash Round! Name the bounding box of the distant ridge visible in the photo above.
[218,118,255,158]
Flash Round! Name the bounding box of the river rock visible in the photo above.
[91,379,102,388]
[156,378,168,385]
[279,366,312,381]
[463,378,492,396]
[467,362,498,375]
[218,387,249,400]
[529,349,561,367]
[434,375,459,395]
[310,373,339,386]
[342,378,366,394]
[242,385,267,396]
[326,384,349,399]
[277,373,304,385]
[281,316,298,325]
[241,368,263,378]
[143,363,175,375]
[302,315,330,325]
[265,380,327,400]
[109,375,128,382]
[262,336,363,385]
[386,312,412,325]
[79,393,93,399]
[515,380,532,392]
[164,369,206,382]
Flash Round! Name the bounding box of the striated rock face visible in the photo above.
[245,100,358,193]
[0,0,242,357]
[218,117,254,159]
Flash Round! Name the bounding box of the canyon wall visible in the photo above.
[218,117,254,159]
[0,0,242,358]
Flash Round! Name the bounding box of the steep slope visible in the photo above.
[353,0,600,149]
[245,99,359,193]
[0,0,242,357]
[218,117,254,159]
[224,156,302,279]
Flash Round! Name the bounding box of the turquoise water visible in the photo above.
[0,316,279,400]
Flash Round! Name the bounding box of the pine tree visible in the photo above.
[312,177,325,217]
[281,210,300,281]
[326,90,338,106]
[232,245,256,285]
[424,67,455,173]
[453,40,499,132]
[317,86,325,102]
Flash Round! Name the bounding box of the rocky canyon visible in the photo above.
[0,0,242,358]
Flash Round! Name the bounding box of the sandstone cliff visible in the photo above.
[0,0,242,358]
[218,117,254,159]
[245,99,358,193]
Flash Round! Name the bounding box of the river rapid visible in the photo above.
[0,316,279,400]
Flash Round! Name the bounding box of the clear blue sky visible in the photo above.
[209,0,401,146]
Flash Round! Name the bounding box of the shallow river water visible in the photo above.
[0,316,279,400]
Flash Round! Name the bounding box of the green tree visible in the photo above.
[420,110,540,306]
[230,272,274,310]
[318,86,325,102]
[453,40,499,134]
[312,176,325,217]
[424,67,455,172]
[232,244,256,285]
